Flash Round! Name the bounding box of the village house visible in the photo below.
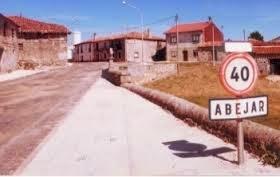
[0,13,19,72]
[7,15,70,66]
[165,19,224,62]
[73,31,166,63]
[251,40,280,75]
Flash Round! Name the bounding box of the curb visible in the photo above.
[122,83,280,167]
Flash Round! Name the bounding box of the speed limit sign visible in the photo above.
[220,53,258,96]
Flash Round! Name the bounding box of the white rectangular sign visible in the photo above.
[209,96,268,120]
[225,42,252,53]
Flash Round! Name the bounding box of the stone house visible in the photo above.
[251,40,280,75]
[73,31,166,63]
[165,19,224,62]
[0,14,19,72]
[7,16,70,66]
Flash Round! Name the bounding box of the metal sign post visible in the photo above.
[209,50,268,166]
[237,119,244,165]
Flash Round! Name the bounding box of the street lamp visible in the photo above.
[122,0,144,64]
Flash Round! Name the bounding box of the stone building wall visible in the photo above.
[255,57,270,75]
[0,15,19,72]
[125,39,165,63]
[18,36,68,66]
[197,46,226,63]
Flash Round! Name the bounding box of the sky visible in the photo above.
[1,0,280,41]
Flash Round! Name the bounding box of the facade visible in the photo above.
[7,16,70,66]
[73,32,166,63]
[0,14,19,72]
[165,20,224,62]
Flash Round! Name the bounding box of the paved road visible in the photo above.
[0,63,107,175]
[19,78,280,176]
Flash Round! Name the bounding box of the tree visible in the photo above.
[249,31,264,41]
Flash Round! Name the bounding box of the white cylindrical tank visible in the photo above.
[72,31,81,45]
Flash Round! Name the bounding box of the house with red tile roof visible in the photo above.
[0,13,19,72]
[165,19,224,62]
[7,15,70,66]
[73,31,165,63]
[250,40,280,75]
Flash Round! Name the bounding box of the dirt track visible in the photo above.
[0,62,107,175]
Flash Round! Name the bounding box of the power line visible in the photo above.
[125,15,177,30]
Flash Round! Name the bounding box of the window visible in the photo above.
[77,46,79,54]
[118,52,121,59]
[171,51,177,58]
[3,22,7,37]
[88,44,91,52]
[134,52,139,58]
[193,50,198,58]
[192,34,200,43]
[170,36,177,44]
[12,29,15,38]
[18,43,23,50]
[80,45,83,53]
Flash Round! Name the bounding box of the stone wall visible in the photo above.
[0,15,19,72]
[0,36,18,72]
[255,57,270,75]
[18,36,68,66]
[102,62,178,85]
[127,62,177,84]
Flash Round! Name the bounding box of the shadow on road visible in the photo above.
[163,140,237,164]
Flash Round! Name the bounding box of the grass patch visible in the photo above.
[145,62,280,130]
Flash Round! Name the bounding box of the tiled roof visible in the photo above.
[253,46,280,54]
[165,21,210,34]
[271,36,280,42]
[77,31,165,45]
[7,16,69,34]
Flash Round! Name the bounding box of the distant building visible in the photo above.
[165,19,224,62]
[251,40,280,75]
[67,31,81,60]
[0,13,19,72]
[271,36,280,42]
[7,16,70,66]
[73,31,166,63]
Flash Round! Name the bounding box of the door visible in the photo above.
[183,50,188,61]
[0,47,3,72]
[270,59,280,75]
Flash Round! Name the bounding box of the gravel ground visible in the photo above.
[0,70,45,82]
[19,78,280,176]
[0,62,107,175]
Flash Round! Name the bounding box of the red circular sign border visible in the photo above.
[219,53,258,96]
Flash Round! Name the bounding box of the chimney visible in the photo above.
[146,28,150,38]
[208,16,212,22]
[93,33,97,40]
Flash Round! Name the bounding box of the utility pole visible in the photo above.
[243,29,246,41]
[209,16,215,66]
[175,14,179,74]
[175,14,179,60]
